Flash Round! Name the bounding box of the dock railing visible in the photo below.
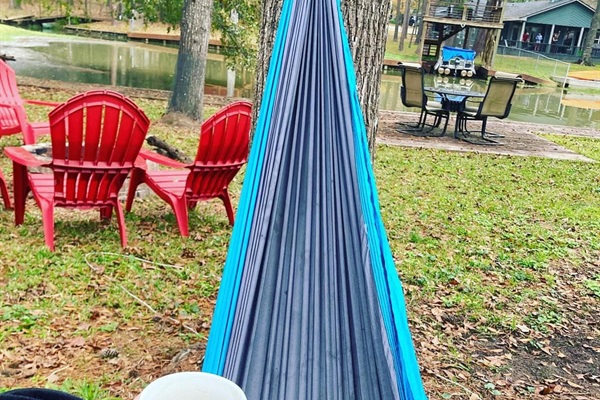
[426,1,503,24]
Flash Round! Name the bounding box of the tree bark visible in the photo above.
[253,0,391,154]
[581,0,599,66]
[168,0,215,121]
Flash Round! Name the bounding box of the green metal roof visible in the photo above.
[528,2,593,27]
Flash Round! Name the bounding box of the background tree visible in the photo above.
[414,0,427,54]
[580,0,599,66]
[253,0,391,153]
[393,0,401,41]
[168,0,214,120]
[122,0,258,121]
[398,0,410,51]
[213,0,259,70]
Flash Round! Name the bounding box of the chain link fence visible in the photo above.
[494,45,571,87]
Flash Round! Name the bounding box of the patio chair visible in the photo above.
[456,76,521,145]
[398,63,449,136]
[0,170,10,209]
[0,60,60,144]
[125,101,252,237]
[4,90,150,251]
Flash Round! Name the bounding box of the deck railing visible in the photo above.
[426,1,503,24]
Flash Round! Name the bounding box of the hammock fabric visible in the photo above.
[203,0,428,399]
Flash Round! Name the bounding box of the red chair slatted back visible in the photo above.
[48,90,150,207]
[0,61,22,104]
[186,101,252,200]
[0,61,25,136]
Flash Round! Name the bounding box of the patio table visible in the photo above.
[424,86,485,138]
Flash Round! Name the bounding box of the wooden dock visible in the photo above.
[478,67,550,86]
[127,32,180,44]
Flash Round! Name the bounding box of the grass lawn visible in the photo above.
[0,87,599,399]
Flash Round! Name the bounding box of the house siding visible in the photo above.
[528,3,593,27]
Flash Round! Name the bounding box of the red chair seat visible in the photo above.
[145,170,190,196]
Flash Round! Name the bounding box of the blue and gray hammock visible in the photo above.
[203,0,428,398]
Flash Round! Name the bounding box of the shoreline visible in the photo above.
[17,75,600,162]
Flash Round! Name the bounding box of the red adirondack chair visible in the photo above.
[125,101,252,237]
[0,60,60,144]
[4,90,150,250]
[0,170,10,209]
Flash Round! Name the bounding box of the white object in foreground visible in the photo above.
[139,371,247,400]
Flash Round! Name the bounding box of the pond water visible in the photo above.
[2,36,255,98]
[1,34,598,129]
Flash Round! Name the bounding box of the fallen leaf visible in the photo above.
[68,337,86,347]
[567,380,583,389]
[47,373,60,384]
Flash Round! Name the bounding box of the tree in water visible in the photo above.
[580,0,599,66]
[253,0,391,153]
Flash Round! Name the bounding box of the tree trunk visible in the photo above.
[168,0,214,121]
[479,0,503,68]
[415,0,428,54]
[481,30,496,68]
[581,0,599,66]
[252,0,281,129]
[414,0,422,42]
[398,0,410,51]
[9,0,21,9]
[253,0,391,154]
[393,0,401,41]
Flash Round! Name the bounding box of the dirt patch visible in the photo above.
[378,111,598,162]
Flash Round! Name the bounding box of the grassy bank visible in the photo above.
[1,87,599,399]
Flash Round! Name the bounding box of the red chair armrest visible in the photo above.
[24,99,61,108]
[4,146,48,168]
[138,148,187,168]
[134,155,148,169]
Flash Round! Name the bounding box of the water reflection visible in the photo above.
[379,72,599,130]
[1,34,597,129]
[3,37,254,97]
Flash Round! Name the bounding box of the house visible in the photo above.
[501,0,598,59]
